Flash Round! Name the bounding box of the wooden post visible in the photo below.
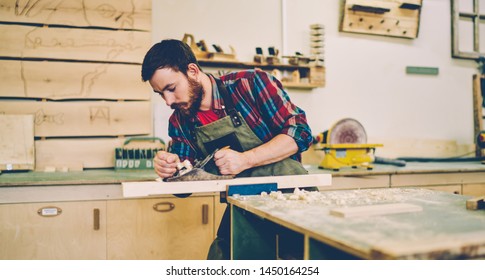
[472,74,484,157]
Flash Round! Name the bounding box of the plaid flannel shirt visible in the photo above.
[167,69,313,163]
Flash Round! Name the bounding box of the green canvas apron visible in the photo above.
[197,79,308,259]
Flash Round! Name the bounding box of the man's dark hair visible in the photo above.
[141,39,201,82]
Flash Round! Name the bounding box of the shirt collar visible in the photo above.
[208,74,224,111]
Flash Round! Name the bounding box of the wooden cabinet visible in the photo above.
[463,183,485,196]
[106,196,214,260]
[0,190,217,260]
[390,171,485,195]
[329,175,390,190]
[0,201,106,260]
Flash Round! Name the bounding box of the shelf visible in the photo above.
[282,82,322,89]
[198,59,312,71]
[198,59,325,90]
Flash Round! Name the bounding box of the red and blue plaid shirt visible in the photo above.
[167,69,313,163]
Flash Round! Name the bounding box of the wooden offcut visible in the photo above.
[122,174,332,197]
[0,114,35,171]
[0,101,152,137]
[466,196,485,210]
[0,60,150,100]
[0,25,149,63]
[0,0,151,31]
[330,203,423,218]
[35,138,126,170]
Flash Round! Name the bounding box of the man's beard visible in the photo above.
[171,77,204,117]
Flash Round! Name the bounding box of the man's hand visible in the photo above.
[154,151,180,178]
[214,149,254,175]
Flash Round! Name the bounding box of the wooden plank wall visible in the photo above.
[0,0,152,170]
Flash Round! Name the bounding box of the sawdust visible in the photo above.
[256,187,438,207]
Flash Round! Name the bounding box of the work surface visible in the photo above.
[1,161,484,187]
[228,188,485,259]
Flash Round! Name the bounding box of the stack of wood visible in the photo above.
[0,0,153,172]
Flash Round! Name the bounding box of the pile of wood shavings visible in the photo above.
[260,188,434,206]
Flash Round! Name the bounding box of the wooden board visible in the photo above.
[35,138,126,169]
[0,24,150,63]
[330,203,422,218]
[0,114,34,170]
[340,0,422,39]
[0,60,150,100]
[122,174,333,197]
[0,101,152,137]
[0,0,151,31]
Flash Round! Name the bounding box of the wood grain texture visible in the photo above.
[107,197,213,260]
[330,203,422,218]
[0,201,107,260]
[0,114,34,170]
[0,24,150,63]
[0,0,151,30]
[0,60,150,100]
[0,100,152,137]
[35,138,126,169]
[229,188,485,259]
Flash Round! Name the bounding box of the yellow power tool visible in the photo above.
[315,118,405,171]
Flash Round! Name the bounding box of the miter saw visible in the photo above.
[314,118,405,171]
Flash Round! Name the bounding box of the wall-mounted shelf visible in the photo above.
[198,59,325,90]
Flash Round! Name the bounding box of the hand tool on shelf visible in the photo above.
[114,137,165,170]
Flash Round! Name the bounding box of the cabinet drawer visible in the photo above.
[324,175,390,190]
[391,172,485,187]
[0,201,107,260]
[107,196,213,260]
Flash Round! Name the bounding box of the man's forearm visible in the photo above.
[244,134,299,168]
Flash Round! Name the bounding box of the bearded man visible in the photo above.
[141,39,313,260]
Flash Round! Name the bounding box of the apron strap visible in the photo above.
[215,78,242,128]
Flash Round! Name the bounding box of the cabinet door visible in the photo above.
[107,196,213,260]
[0,201,106,260]
[463,183,485,196]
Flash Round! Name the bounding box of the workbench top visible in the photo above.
[229,188,485,259]
[305,161,485,176]
[0,169,158,187]
[1,161,484,187]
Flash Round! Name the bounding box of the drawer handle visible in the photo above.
[153,202,175,212]
[202,204,209,224]
[93,208,100,230]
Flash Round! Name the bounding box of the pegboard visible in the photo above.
[340,0,422,39]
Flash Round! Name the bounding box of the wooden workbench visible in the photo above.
[0,162,484,259]
[229,188,485,260]
[307,161,485,196]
